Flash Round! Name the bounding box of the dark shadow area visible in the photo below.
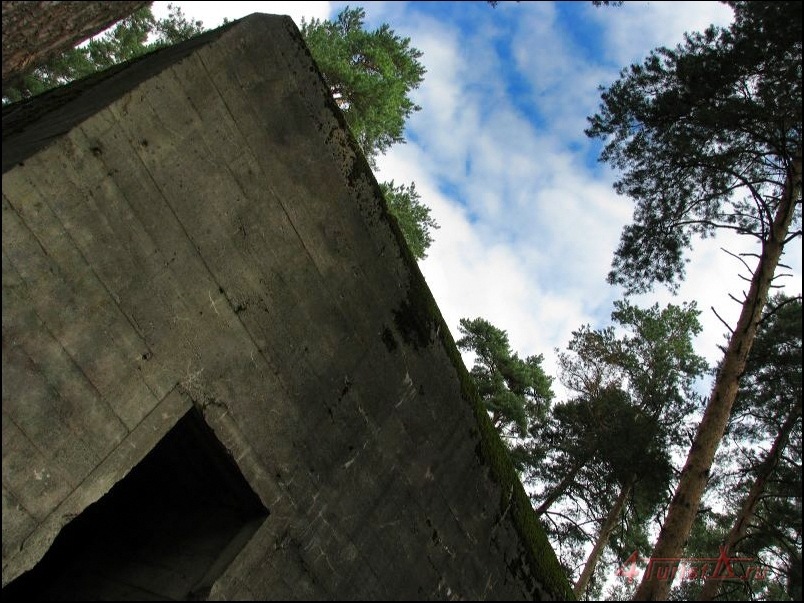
[2,407,268,601]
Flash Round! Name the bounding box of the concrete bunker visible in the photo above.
[2,12,572,600]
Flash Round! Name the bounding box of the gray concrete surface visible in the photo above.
[2,13,572,600]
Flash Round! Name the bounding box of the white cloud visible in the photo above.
[374,0,801,406]
[369,5,628,394]
[589,0,735,67]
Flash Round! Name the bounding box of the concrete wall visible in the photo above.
[2,14,572,600]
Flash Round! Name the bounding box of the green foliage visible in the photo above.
[301,6,426,167]
[669,296,802,601]
[594,6,801,598]
[546,301,705,493]
[558,300,707,441]
[456,317,554,471]
[379,181,439,260]
[731,295,803,441]
[721,295,802,600]
[555,300,707,500]
[586,1,802,294]
[553,387,672,490]
[300,7,436,259]
[151,4,205,45]
[3,4,204,104]
[537,301,707,590]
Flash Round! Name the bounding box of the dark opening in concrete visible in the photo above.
[2,408,268,601]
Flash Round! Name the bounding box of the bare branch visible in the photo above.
[542,509,595,540]
[758,295,804,326]
[721,247,754,273]
[783,230,802,244]
[771,273,793,281]
[711,306,736,335]
[673,219,763,240]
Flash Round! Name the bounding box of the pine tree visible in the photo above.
[300,6,426,167]
[586,4,802,598]
[2,0,148,90]
[456,317,554,472]
[535,301,707,598]
[300,7,436,260]
[379,181,439,260]
[696,296,802,601]
[2,4,203,104]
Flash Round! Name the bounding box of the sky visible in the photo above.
[152,1,802,400]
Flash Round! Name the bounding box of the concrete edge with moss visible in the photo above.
[289,17,575,600]
[395,235,575,601]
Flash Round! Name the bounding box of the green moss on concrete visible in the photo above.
[360,156,573,599]
[342,96,574,603]
[339,117,574,602]
[292,15,574,597]
[409,273,575,601]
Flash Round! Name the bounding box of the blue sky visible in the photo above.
[154,1,802,399]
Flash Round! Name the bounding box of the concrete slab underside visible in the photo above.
[1,14,571,600]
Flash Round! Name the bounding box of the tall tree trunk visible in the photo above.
[2,1,149,88]
[697,406,801,601]
[535,459,585,517]
[574,478,633,599]
[634,156,802,601]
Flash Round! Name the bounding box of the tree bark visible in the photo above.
[697,405,801,601]
[535,459,584,517]
[574,479,633,599]
[633,156,802,601]
[2,1,149,88]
